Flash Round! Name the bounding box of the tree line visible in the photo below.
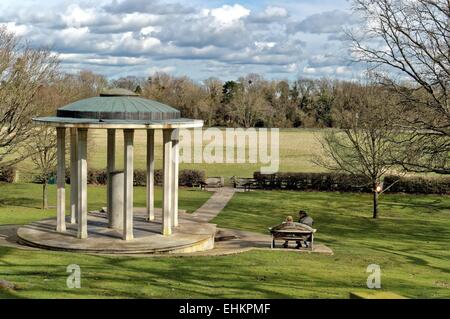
[114,73,367,129]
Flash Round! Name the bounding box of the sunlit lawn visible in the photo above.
[0,183,449,298]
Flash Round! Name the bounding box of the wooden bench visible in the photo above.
[232,177,258,191]
[200,177,224,190]
[269,225,316,250]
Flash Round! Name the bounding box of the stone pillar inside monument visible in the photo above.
[77,128,88,239]
[123,129,134,241]
[56,127,66,233]
[162,129,174,236]
[109,171,124,230]
[106,129,116,225]
[70,128,78,224]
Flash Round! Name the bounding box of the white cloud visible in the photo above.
[140,26,158,37]
[202,4,250,28]
[263,6,288,18]
[62,4,97,28]
[0,0,361,80]
[2,22,30,36]
[255,41,276,51]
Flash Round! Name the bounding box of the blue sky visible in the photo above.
[0,0,365,81]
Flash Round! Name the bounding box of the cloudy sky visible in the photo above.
[0,0,364,81]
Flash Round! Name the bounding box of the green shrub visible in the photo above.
[86,169,107,185]
[253,172,372,192]
[253,172,450,194]
[179,169,205,186]
[384,175,450,194]
[63,168,205,187]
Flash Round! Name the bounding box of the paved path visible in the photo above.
[189,187,236,223]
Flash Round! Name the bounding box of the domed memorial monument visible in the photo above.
[17,89,215,254]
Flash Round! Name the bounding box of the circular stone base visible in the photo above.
[17,210,216,254]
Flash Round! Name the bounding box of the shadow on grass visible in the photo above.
[0,246,302,298]
[0,198,41,209]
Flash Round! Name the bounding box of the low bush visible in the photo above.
[253,172,371,192]
[253,172,449,194]
[133,169,163,186]
[384,175,450,195]
[179,169,205,186]
[62,168,206,187]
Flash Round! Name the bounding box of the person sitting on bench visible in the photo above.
[274,216,296,248]
[297,210,314,248]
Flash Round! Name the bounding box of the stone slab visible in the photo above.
[17,209,216,254]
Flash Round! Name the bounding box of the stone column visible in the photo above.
[123,129,134,241]
[70,128,78,224]
[77,128,88,239]
[146,129,155,221]
[109,171,124,230]
[107,129,116,227]
[162,129,173,236]
[56,127,66,232]
[171,129,180,227]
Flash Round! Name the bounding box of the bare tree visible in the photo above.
[316,82,402,218]
[230,74,270,128]
[350,0,450,174]
[26,81,71,209]
[201,77,223,127]
[0,27,59,168]
[26,127,57,209]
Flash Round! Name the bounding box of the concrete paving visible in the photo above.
[16,209,216,254]
[188,187,236,222]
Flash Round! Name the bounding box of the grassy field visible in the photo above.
[1,128,449,298]
[0,183,449,298]
[16,128,327,182]
[0,183,211,225]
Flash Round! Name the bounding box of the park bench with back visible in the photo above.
[200,177,224,190]
[269,223,316,250]
[232,177,258,191]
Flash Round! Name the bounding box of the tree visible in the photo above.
[230,75,270,128]
[202,77,223,127]
[350,0,450,174]
[26,81,71,209]
[111,75,144,92]
[26,127,58,209]
[76,70,108,98]
[316,82,402,218]
[0,27,59,168]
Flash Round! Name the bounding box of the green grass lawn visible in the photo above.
[16,128,327,182]
[213,191,450,298]
[0,182,211,225]
[0,183,449,298]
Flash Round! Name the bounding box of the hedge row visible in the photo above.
[384,175,450,195]
[133,169,205,186]
[253,172,450,194]
[61,168,206,187]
